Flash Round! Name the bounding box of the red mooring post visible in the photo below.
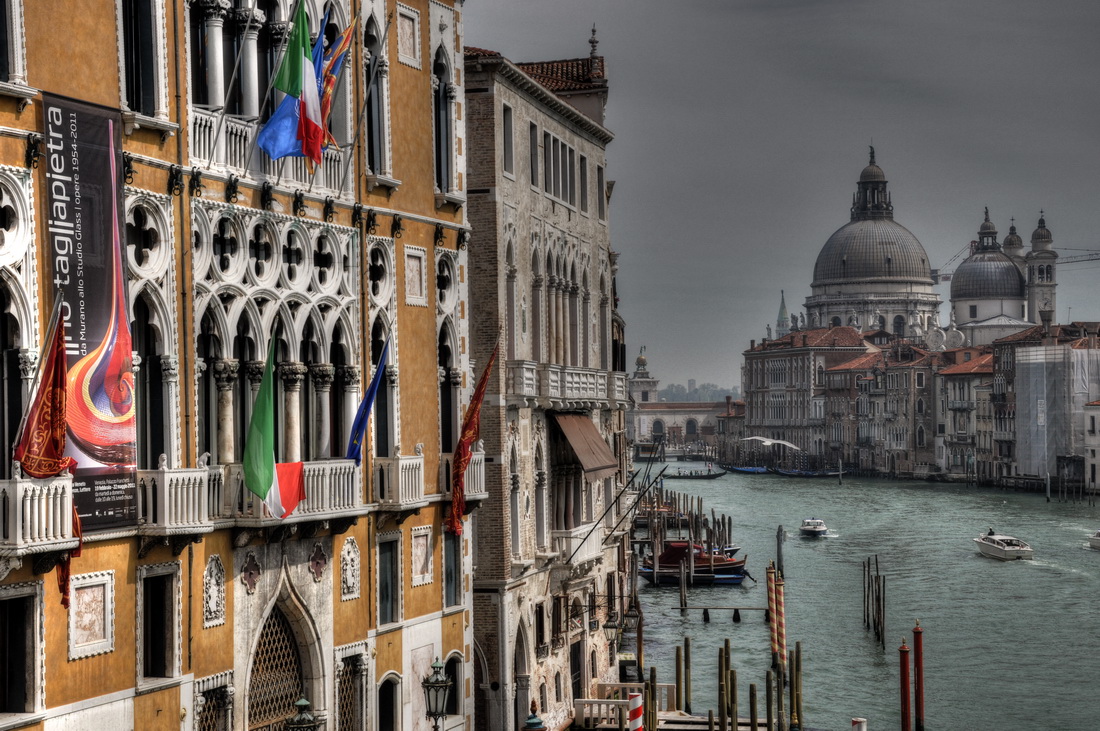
[899,637,912,731]
[913,621,925,731]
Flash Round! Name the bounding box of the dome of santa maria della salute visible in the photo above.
[803,149,941,336]
[812,218,932,286]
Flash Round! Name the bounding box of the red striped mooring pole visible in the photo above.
[899,637,912,731]
[628,692,643,731]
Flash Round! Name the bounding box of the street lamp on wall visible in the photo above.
[422,657,453,731]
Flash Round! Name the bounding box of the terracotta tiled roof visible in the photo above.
[750,326,867,352]
[464,46,501,58]
[993,325,1044,344]
[1087,400,1100,407]
[827,352,884,372]
[516,57,606,92]
[939,354,993,375]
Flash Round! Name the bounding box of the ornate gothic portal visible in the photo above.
[247,607,304,730]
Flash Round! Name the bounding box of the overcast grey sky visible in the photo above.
[464,0,1100,387]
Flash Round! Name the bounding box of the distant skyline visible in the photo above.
[463,0,1100,385]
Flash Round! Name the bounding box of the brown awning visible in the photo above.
[553,413,618,480]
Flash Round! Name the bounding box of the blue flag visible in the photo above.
[346,339,389,465]
[257,12,328,162]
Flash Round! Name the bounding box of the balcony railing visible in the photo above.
[552,524,604,565]
[137,467,214,536]
[227,459,364,526]
[607,372,628,402]
[0,474,80,556]
[190,108,349,194]
[949,400,975,411]
[505,361,539,403]
[439,444,487,503]
[993,431,1014,442]
[374,453,428,511]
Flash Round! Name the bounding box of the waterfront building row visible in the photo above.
[0,4,630,731]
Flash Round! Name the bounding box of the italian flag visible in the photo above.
[243,341,305,519]
[273,2,324,164]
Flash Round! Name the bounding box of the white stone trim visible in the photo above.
[396,4,421,69]
[340,537,361,601]
[0,580,45,717]
[68,570,116,660]
[114,0,172,131]
[377,530,402,627]
[404,245,429,307]
[135,560,183,687]
[411,525,433,587]
[203,554,227,627]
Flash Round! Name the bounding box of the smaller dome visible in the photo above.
[860,163,886,183]
[979,219,997,234]
[635,353,647,368]
[1031,214,1052,247]
[1003,223,1023,250]
[950,252,1025,301]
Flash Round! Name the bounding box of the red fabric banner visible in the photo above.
[14,301,75,478]
[446,344,498,534]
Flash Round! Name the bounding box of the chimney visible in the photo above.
[751,339,756,350]
[1090,327,1097,350]
[726,394,733,414]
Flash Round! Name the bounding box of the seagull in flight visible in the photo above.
[741,436,803,451]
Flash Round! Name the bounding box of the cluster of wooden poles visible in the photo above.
[863,555,886,651]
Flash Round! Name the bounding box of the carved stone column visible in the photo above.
[213,359,239,464]
[547,275,558,365]
[556,280,566,364]
[338,365,361,457]
[244,360,266,430]
[235,6,266,118]
[17,349,37,404]
[161,356,180,468]
[310,364,336,459]
[199,1,231,110]
[280,362,308,462]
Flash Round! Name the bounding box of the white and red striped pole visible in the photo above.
[628,692,643,730]
[766,562,778,659]
[852,718,868,731]
[775,570,788,674]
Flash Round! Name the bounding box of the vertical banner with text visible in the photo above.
[42,95,137,530]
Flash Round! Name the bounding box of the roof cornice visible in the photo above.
[465,52,614,145]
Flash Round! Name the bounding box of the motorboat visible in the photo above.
[1089,530,1100,550]
[973,530,1034,561]
[799,518,828,537]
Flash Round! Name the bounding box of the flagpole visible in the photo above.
[307,14,361,194]
[337,12,395,199]
[241,0,308,175]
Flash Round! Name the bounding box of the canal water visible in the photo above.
[634,465,1100,730]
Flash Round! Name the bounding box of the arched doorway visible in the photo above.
[513,627,530,731]
[247,607,304,730]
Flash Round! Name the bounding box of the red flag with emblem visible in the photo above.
[14,297,75,478]
[446,344,498,534]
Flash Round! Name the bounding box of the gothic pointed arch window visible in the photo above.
[0,285,22,481]
[439,322,459,452]
[371,319,395,459]
[196,311,222,463]
[432,45,454,193]
[363,13,389,175]
[132,294,164,470]
[247,606,304,730]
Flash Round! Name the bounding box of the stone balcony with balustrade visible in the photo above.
[505,360,628,411]
[373,450,430,521]
[0,474,80,558]
[189,108,347,194]
[552,523,605,567]
[439,443,488,508]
